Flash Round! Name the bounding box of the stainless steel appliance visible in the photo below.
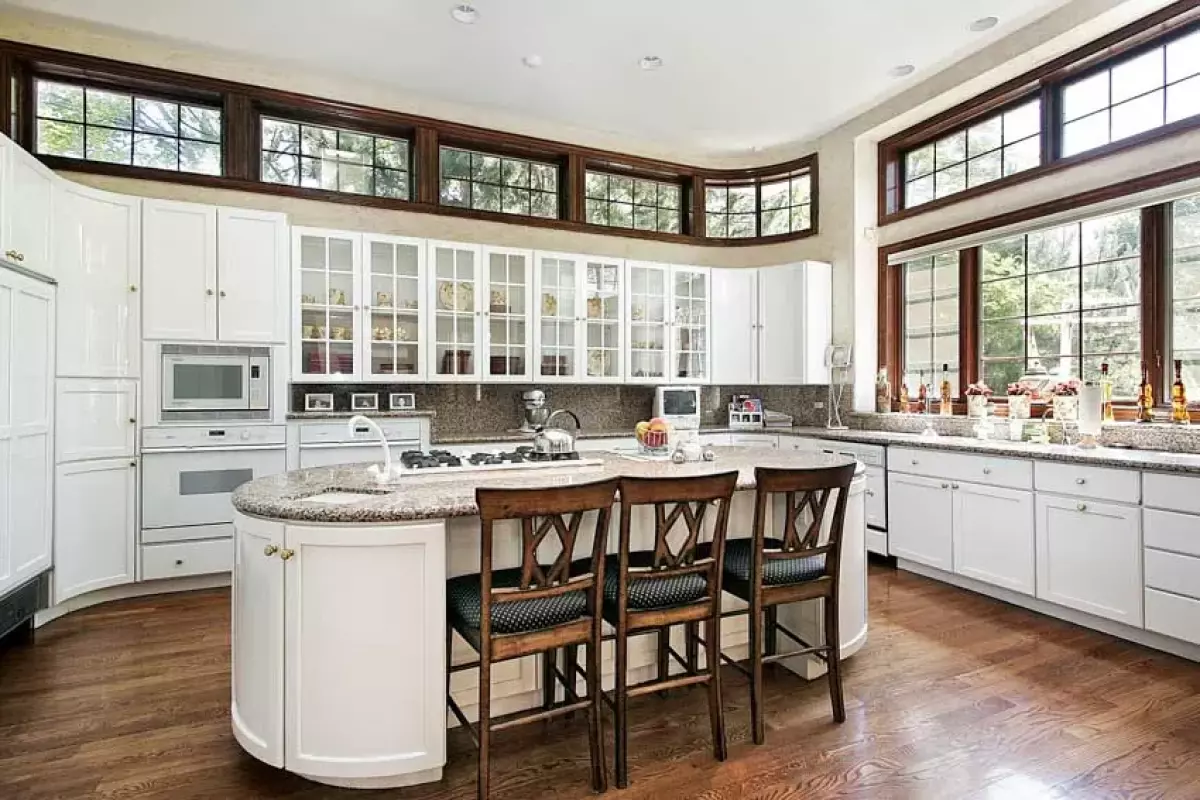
[532,409,581,457]
[160,344,271,422]
[653,385,701,430]
[520,389,550,433]
[394,446,600,475]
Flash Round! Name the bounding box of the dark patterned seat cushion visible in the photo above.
[601,553,708,614]
[447,569,587,637]
[723,538,826,587]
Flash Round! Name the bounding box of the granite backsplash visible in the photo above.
[291,383,846,440]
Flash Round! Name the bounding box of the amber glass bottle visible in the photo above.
[1138,361,1155,423]
[1100,361,1115,423]
[939,363,952,416]
[1172,359,1190,425]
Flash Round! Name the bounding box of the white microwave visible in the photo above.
[161,345,271,420]
[653,385,701,430]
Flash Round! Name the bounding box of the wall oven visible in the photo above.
[160,344,271,422]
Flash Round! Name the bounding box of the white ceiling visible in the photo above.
[4,0,1069,157]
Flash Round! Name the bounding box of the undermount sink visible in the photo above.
[300,491,382,505]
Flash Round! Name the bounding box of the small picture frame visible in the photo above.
[351,392,379,411]
[304,393,334,412]
[389,392,416,411]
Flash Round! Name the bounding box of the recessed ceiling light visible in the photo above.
[639,56,664,71]
[450,4,478,24]
[970,16,999,32]
[522,54,543,69]
[888,64,915,78]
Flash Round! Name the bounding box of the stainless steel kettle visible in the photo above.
[532,409,581,456]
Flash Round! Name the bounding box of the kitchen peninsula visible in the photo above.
[229,446,865,790]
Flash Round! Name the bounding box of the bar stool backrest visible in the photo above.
[752,463,858,584]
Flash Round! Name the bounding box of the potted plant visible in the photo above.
[965,382,993,418]
[1007,383,1033,419]
[1051,380,1081,422]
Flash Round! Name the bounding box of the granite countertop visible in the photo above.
[287,410,436,420]
[232,447,859,524]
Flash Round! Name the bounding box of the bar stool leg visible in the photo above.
[765,606,779,658]
[477,650,492,800]
[705,611,727,761]
[614,628,630,788]
[749,598,765,745]
[656,625,670,694]
[824,595,846,723]
[541,648,556,712]
[685,621,699,675]
[584,637,607,792]
[564,644,579,719]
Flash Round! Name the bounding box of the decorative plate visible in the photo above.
[542,293,558,316]
[437,281,456,310]
[456,283,474,312]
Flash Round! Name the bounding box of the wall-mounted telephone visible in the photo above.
[824,344,853,369]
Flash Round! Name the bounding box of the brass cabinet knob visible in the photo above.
[280,549,295,561]
[206,289,215,296]
[263,545,279,557]
[4,249,22,261]
[174,559,184,566]
[129,460,137,468]
[1077,503,1088,512]
[219,290,227,298]
[951,483,960,489]
[940,482,949,489]
[129,284,138,293]
[129,417,137,424]
[1075,477,1086,485]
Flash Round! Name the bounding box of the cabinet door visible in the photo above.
[54,183,141,379]
[759,263,823,384]
[1036,496,1143,626]
[142,199,217,341]
[952,482,1035,595]
[364,235,425,381]
[284,522,446,779]
[2,139,55,278]
[711,268,757,385]
[56,379,136,463]
[54,458,137,604]
[231,513,284,768]
[581,255,623,382]
[218,208,289,344]
[626,261,669,383]
[428,241,481,381]
[294,229,361,381]
[670,266,710,383]
[534,252,579,381]
[887,472,953,570]
[864,465,887,531]
[482,247,532,381]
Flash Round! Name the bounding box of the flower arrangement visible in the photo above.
[1006,383,1033,396]
[965,382,993,397]
[1007,383,1033,419]
[965,382,992,418]
[1052,380,1081,397]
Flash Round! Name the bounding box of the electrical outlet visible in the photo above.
[814,401,825,409]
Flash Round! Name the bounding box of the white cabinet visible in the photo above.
[427,240,482,381]
[364,235,427,381]
[1,135,56,278]
[231,513,285,768]
[1035,495,1142,627]
[952,482,1035,595]
[142,199,217,341]
[55,379,137,463]
[53,458,137,603]
[534,252,624,382]
[481,246,532,381]
[625,262,710,383]
[53,182,141,379]
[0,266,55,596]
[887,472,953,571]
[295,228,362,381]
[865,466,887,531]
[711,268,757,385]
[217,208,289,344]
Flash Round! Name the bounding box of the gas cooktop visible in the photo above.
[394,446,602,475]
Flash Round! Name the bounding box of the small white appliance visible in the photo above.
[653,385,701,430]
[160,344,271,422]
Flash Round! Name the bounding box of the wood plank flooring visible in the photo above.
[1,564,1198,799]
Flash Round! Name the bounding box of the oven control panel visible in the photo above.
[142,424,286,450]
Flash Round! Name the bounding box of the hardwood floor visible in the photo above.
[2,564,1199,799]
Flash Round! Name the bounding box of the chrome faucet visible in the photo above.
[348,415,392,481]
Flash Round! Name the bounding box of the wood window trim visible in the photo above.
[2,38,817,248]
[878,0,1200,224]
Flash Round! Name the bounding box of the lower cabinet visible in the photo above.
[887,472,953,571]
[53,458,137,603]
[1035,495,1142,627]
[952,482,1035,596]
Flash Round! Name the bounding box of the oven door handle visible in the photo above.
[141,445,287,454]
[299,440,420,450]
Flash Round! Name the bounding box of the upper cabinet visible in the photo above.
[143,199,287,344]
[427,241,482,382]
[0,135,55,278]
[533,252,624,383]
[294,228,361,382]
[364,235,426,382]
[482,246,533,382]
[53,182,141,380]
[625,262,710,384]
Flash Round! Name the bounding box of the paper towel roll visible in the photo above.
[1079,381,1102,437]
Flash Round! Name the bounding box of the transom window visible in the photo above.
[902,252,960,395]
[260,118,409,199]
[584,171,681,234]
[705,183,757,238]
[979,210,1142,396]
[1062,29,1200,157]
[34,79,221,175]
[439,147,558,219]
[904,99,1041,208]
[759,173,813,235]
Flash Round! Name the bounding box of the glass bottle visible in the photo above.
[1138,361,1155,423]
[1100,361,1115,423]
[899,381,910,414]
[939,363,952,416]
[917,371,927,414]
[1172,359,1190,424]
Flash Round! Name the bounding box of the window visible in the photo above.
[439,147,558,219]
[902,252,960,394]
[34,79,221,174]
[705,183,756,238]
[260,118,409,199]
[1172,193,1200,389]
[979,210,1142,396]
[759,172,813,235]
[1062,29,1200,157]
[584,171,681,234]
[904,99,1041,208]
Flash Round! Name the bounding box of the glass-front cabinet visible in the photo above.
[533,252,625,382]
[428,241,482,381]
[582,256,624,381]
[294,229,361,381]
[482,247,533,381]
[536,253,579,380]
[671,267,710,382]
[625,262,710,384]
[364,235,425,381]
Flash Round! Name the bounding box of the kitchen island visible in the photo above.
[229,447,865,790]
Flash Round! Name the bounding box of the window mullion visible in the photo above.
[1142,203,1167,397]
[961,248,980,394]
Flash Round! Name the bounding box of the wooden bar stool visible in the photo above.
[605,471,739,789]
[721,463,858,744]
[445,478,619,800]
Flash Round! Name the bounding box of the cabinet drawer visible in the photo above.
[1144,548,1200,600]
[1145,588,1200,645]
[889,446,1031,490]
[140,539,232,581]
[1143,508,1200,558]
[298,420,422,445]
[866,528,888,557]
[1035,462,1139,503]
[141,523,232,545]
[1143,472,1200,514]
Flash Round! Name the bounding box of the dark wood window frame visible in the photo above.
[0,39,817,248]
[879,0,1200,225]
